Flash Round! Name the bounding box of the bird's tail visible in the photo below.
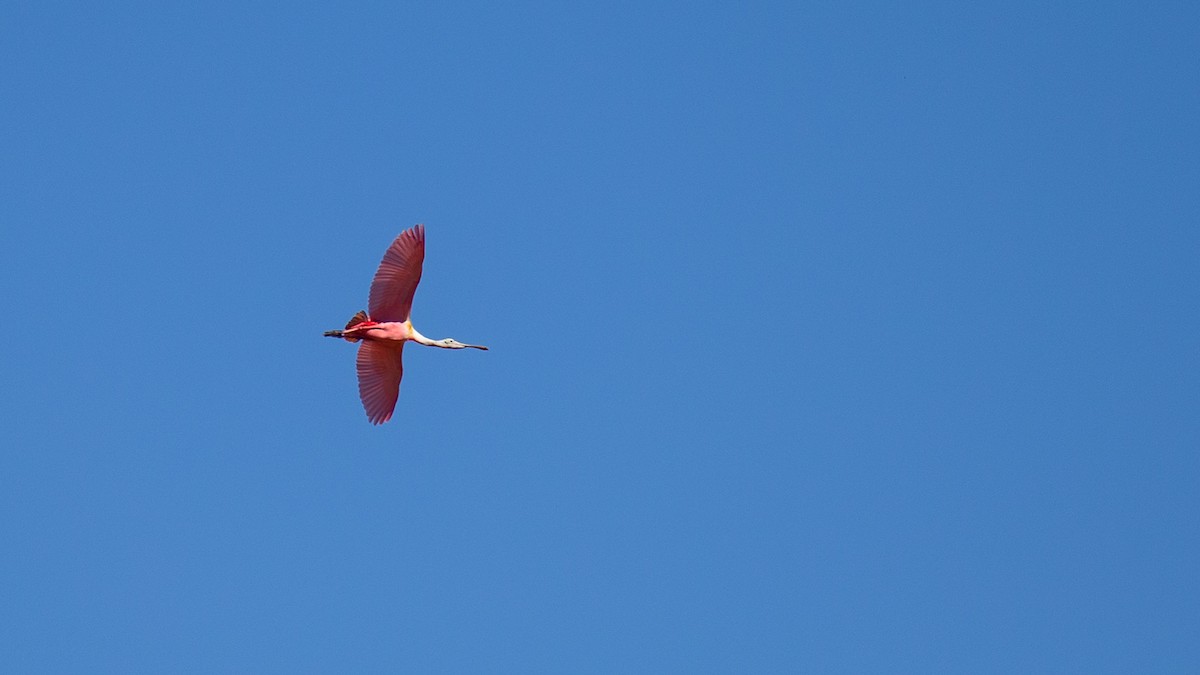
[324,310,370,342]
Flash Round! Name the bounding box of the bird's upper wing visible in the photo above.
[356,340,405,425]
[368,224,425,322]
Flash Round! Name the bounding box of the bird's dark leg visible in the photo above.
[323,330,344,338]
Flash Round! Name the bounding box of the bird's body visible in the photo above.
[325,225,487,424]
[337,317,415,343]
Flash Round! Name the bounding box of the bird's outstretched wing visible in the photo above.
[357,340,405,425]
[368,224,425,322]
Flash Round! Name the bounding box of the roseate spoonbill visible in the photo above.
[324,224,487,424]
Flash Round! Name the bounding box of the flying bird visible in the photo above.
[325,224,487,424]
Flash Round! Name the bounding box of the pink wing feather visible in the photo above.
[368,224,425,322]
[356,341,405,425]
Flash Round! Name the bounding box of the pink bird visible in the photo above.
[325,225,487,424]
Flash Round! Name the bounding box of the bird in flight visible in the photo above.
[325,224,487,424]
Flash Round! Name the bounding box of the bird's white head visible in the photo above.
[440,338,488,351]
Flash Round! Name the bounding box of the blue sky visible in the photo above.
[2,2,1197,672]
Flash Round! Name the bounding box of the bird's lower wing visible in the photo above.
[356,341,405,425]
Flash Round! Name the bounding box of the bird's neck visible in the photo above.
[408,326,440,347]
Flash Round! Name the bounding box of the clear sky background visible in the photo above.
[2,2,1197,672]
